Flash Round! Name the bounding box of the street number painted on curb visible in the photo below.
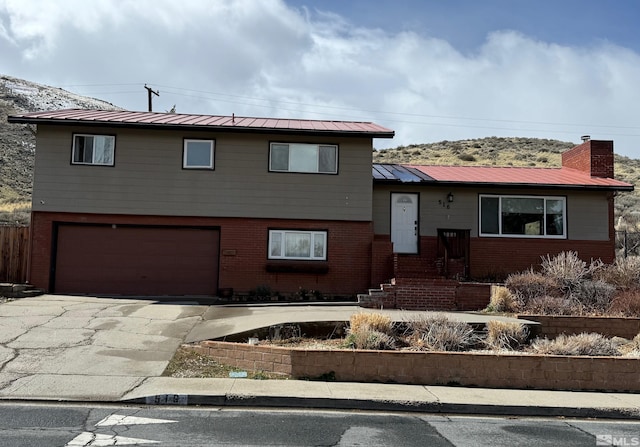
[146,394,188,405]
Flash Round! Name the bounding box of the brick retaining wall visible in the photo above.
[519,315,640,340]
[196,340,640,392]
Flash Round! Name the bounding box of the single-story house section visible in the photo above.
[369,139,633,309]
[8,109,634,309]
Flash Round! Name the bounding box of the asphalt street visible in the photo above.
[1,402,639,446]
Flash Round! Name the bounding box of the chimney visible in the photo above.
[561,138,614,178]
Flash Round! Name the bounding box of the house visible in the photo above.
[8,109,393,298]
[8,109,634,309]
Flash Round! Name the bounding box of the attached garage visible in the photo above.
[52,223,219,296]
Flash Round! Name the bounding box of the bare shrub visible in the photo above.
[608,290,640,317]
[540,251,603,293]
[485,320,529,351]
[405,315,477,352]
[344,330,396,350]
[349,312,393,335]
[595,257,640,289]
[528,333,620,356]
[505,270,560,305]
[524,295,580,315]
[485,286,518,313]
[569,280,616,312]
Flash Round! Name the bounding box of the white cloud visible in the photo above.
[1,0,640,156]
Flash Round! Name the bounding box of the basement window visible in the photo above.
[479,195,566,238]
[268,230,327,260]
[72,134,115,166]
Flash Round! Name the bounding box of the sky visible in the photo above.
[1,0,640,156]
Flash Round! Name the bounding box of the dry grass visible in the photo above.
[344,329,397,350]
[404,314,477,352]
[528,333,620,356]
[163,345,287,379]
[485,286,518,313]
[349,312,393,335]
[485,320,529,351]
[524,296,580,315]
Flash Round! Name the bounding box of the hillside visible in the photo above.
[0,74,638,225]
[374,137,640,222]
[0,75,122,224]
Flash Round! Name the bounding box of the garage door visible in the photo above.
[53,224,219,296]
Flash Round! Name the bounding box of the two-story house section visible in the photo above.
[9,109,394,297]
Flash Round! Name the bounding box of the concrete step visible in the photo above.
[0,283,45,299]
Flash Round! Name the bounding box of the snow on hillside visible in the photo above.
[1,74,123,112]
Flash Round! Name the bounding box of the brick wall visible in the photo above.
[469,237,615,280]
[197,341,640,392]
[455,283,492,310]
[561,139,614,178]
[30,211,373,296]
[519,315,640,340]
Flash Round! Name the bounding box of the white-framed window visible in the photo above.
[479,195,566,238]
[268,230,327,260]
[269,143,337,174]
[72,134,115,166]
[183,139,214,169]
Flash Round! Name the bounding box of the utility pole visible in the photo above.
[144,84,159,112]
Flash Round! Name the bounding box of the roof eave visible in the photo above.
[373,178,634,191]
[7,116,396,139]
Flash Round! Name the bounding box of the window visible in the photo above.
[183,139,214,169]
[479,195,566,238]
[269,143,337,174]
[268,230,327,260]
[72,134,115,166]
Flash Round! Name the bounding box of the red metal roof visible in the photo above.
[373,163,633,190]
[8,109,395,138]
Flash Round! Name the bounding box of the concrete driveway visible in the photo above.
[0,295,207,401]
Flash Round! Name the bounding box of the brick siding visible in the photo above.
[30,211,372,296]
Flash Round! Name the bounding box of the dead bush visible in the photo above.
[608,290,640,317]
[405,314,478,352]
[349,312,393,335]
[485,286,519,313]
[523,295,580,315]
[485,320,529,351]
[505,270,560,305]
[595,257,640,289]
[344,329,396,350]
[569,280,616,312]
[528,333,620,356]
[541,251,604,295]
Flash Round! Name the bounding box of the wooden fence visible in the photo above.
[0,226,29,283]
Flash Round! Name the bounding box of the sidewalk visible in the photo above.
[0,295,638,419]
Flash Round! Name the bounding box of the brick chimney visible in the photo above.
[561,137,614,178]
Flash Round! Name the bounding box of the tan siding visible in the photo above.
[33,126,373,221]
[373,185,610,240]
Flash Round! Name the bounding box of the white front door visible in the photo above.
[391,193,419,254]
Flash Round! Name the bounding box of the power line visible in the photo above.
[63,82,640,136]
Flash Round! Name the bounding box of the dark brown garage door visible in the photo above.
[53,224,219,296]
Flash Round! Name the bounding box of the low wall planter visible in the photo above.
[195,341,640,392]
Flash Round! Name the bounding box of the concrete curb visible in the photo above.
[119,393,640,420]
